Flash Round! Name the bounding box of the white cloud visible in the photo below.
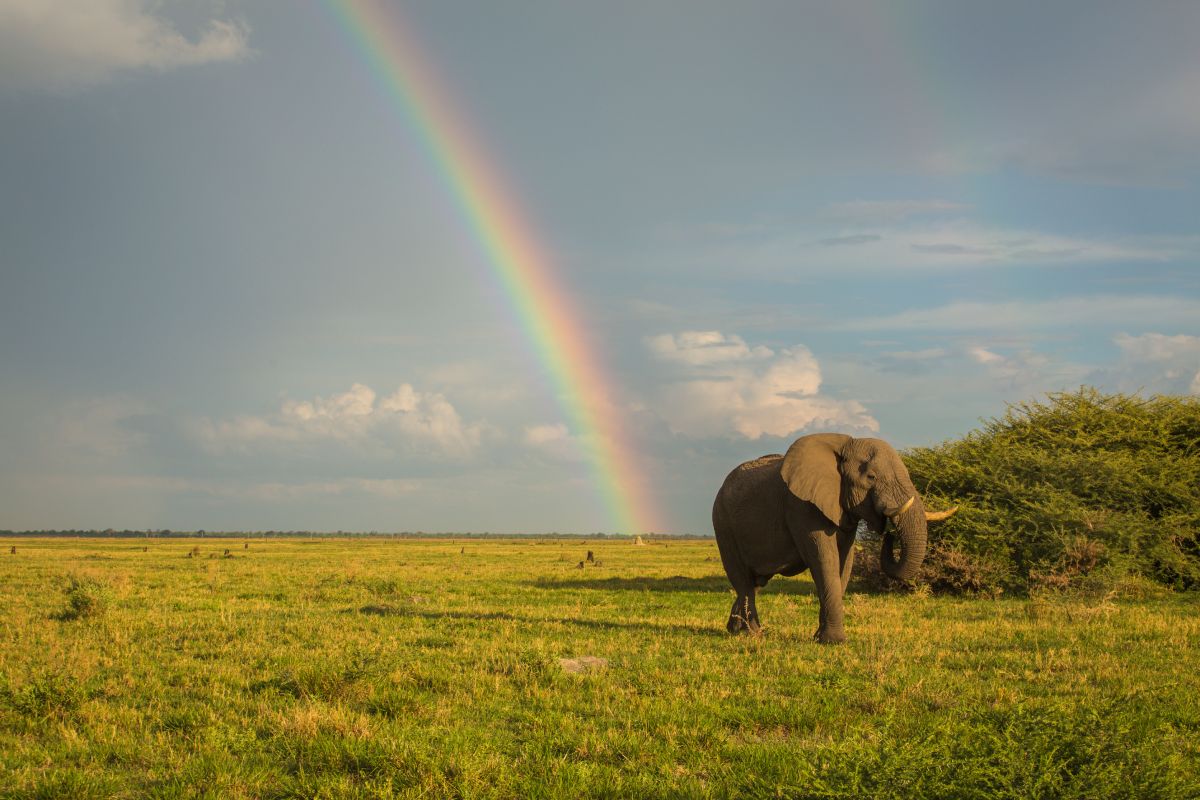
[521,422,588,463]
[1100,333,1200,396]
[646,332,877,439]
[524,422,568,446]
[0,0,250,90]
[1113,332,1200,364]
[644,331,772,366]
[285,383,376,420]
[967,347,1006,366]
[965,345,1051,388]
[193,382,483,458]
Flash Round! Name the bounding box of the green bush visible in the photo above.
[892,388,1200,595]
[55,576,111,621]
[2,670,93,720]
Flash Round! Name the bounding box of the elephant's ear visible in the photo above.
[780,433,853,528]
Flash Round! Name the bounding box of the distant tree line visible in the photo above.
[0,529,699,540]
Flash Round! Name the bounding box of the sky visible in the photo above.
[1,0,1198,535]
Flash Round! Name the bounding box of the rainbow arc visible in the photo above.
[326,0,659,534]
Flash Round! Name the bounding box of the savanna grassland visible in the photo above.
[2,537,1198,799]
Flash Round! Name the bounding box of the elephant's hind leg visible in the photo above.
[714,512,760,634]
[726,590,760,634]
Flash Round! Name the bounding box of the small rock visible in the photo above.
[559,656,608,674]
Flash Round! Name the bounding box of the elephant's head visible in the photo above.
[780,433,956,582]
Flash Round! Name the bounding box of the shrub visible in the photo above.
[891,388,1200,595]
[55,576,110,621]
[3,670,93,720]
[852,540,1007,598]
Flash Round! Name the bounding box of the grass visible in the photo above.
[1,537,1198,799]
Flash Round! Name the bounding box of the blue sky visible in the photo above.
[1,1,1198,534]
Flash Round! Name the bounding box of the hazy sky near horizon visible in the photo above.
[2,0,1198,534]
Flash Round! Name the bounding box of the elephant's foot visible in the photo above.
[726,595,761,635]
[813,627,846,644]
[726,615,762,635]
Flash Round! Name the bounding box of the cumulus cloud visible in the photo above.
[0,0,250,90]
[646,331,877,439]
[524,423,568,446]
[1096,333,1200,396]
[645,331,772,366]
[521,422,589,463]
[192,382,483,458]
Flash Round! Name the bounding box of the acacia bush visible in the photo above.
[868,389,1200,595]
[54,576,110,621]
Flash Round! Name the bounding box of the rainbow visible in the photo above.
[323,0,658,534]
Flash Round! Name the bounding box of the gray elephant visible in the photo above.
[712,433,957,643]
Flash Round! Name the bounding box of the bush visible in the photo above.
[852,540,1007,598]
[2,670,94,720]
[55,576,110,621]
[890,388,1200,595]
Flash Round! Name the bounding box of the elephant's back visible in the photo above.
[717,454,785,508]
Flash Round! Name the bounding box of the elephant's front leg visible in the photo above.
[796,525,849,644]
[838,527,856,594]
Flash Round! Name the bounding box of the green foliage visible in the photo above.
[54,575,110,621]
[2,669,95,721]
[902,388,1200,595]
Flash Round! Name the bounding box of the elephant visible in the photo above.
[712,433,957,643]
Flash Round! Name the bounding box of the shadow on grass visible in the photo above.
[528,575,814,596]
[352,604,729,638]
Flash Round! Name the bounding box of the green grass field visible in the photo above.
[2,537,1198,799]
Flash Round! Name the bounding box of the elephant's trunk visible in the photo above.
[879,494,928,582]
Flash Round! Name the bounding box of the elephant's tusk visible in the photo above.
[925,506,960,522]
[888,496,915,518]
